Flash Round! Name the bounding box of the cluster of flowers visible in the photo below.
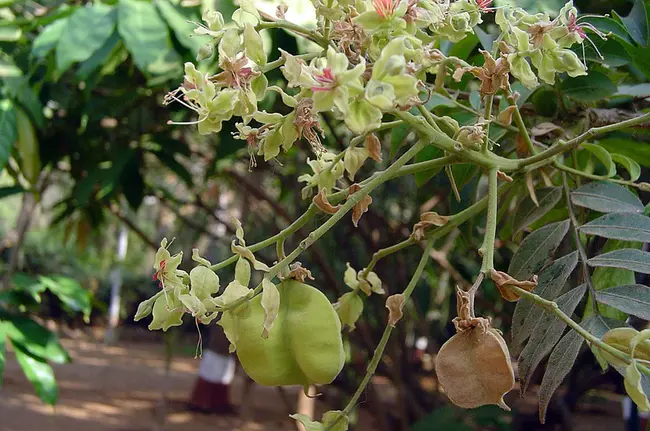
[165,0,598,196]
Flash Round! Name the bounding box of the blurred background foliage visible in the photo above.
[0,0,650,429]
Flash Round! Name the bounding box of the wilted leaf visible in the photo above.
[588,249,650,274]
[624,361,650,411]
[511,252,579,353]
[596,284,650,320]
[365,134,382,162]
[570,182,644,214]
[580,213,650,242]
[313,188,341,214]
[287,262,314,282]
[412,212,449,241]
[508,220,570,281]
[386,294,405,326]
[348,184,372,227]
[514,187,563,234]
[518,284,587,395]
[490,270,538,302]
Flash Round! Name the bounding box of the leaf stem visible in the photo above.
[329,238,436,430]
[517,112,650,169]
[507,284,650,377]
[507,90,536,155]
[256,20,327,46]
[482,94,494,153]
[480,167,498,274]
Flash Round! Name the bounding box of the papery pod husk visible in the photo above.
[435,325,515,410]
[234,280,345,386]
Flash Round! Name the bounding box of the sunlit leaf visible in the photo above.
[11,341,58,405]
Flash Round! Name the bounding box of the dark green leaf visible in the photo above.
[0,185,25,200]
[588,249,650,274]
[582,16,634,44]
[0,99,17,172]
[519,284,587,395]
[571,181,643,214]
[56,4,117,73]
[511,251,579,353]
[560,71,617,102]
[598,138,650,168]
[514,187,562,234]
[585,240,640,321]
[451,163,478,192]
[581,144,616,178]
[154,0,202,56]
[538,315,600,423]
[611,153,641,181]
[448,32,479,59]
[39,276,92,322]
[2,77,45,129]
[580,213,650,242]
[75,31,121,80]
[11,340,58,405]
[596,284,650,320]
[612,0,649,46]
[32,17,69,58]
[508,220,570,281]
[117,0,181,75]
[390,123,410,159]
[414,146,443,187]
[2,314,70,363]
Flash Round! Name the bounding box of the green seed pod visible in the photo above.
[234,279,345,386]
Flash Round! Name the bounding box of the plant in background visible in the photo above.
[131,0,650,426]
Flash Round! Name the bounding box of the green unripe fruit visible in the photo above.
[234,280,345,386]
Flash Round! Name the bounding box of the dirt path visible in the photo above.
[0,338,307,431]
[0,336,630,431]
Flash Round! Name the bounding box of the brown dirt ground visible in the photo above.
[0,333,631,431]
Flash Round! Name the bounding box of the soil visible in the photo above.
[0,331,632,431]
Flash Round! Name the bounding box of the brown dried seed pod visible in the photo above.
[435,321,515,411]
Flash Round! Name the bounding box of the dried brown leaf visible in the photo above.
[386,294,405,327]
[348,184,372,227]
[490,269,538,302]
[497,171,513,182]
[288,262,314,282]
[313,188,341,214]
[365,134,382,163]
[530,122,563,137]
[412,212,450,241]
[496,105,517,126]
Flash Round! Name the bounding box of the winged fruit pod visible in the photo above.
[230,279,345,386]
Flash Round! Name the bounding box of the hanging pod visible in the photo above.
[234,279,345,386]
[435,286,515,410]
